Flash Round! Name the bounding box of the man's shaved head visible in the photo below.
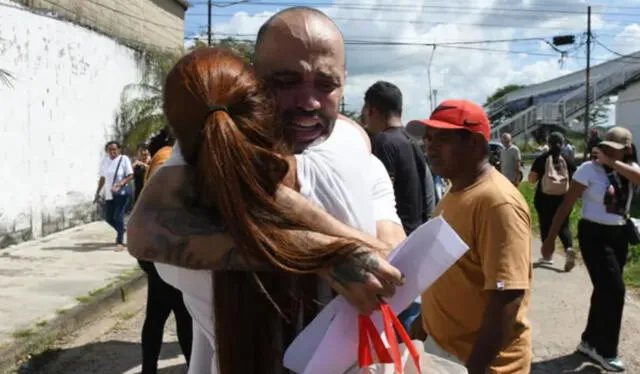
[253,6,347,153]
[255,6,344,64]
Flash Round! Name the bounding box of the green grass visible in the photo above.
[519,182,640,287]
[518,182,583,239]
[35,320,48,328]
[12,328,34,339]
[75,295,92,303]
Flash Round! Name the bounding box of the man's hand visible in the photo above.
[465,290,524,374]
[321,248,404,315]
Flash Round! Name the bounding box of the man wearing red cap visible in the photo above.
[407,100,532,374]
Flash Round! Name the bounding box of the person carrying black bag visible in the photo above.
[94,141,134,252]
[540,127,640,372]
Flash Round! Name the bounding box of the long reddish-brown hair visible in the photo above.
[163,47,362,373]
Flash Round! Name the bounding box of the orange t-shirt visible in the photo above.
[144,146,173,184]
[421,168,532,373]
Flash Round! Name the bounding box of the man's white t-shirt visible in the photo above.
[156,118,400,373]
[99,155,133,200]
[573,160,639,226]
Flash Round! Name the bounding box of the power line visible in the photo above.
[184,33,565,57]
[592,36,640,61]
[191,0,640,10]
[186,12,640,40]
[346,37,557,46]
[189,32,640,66]
[188,1,640,17]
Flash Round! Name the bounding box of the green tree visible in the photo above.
[189,37,255,63]
[113,51,177,153]
[341,109,361,123]
[114,38,256,153]
[576,96,613,128]
[485,84,526,106]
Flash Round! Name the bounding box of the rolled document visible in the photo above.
[284,216,469,374]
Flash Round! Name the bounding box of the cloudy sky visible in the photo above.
[182,0,640,122]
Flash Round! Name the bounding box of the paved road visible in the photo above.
[529,241,640,373]
[20,242,640,373]
[17,286,187,374]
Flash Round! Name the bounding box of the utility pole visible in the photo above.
[432,89,438,108]
[340,96,346,113]
[427,45,436,112]
[583,5,592,161]
[207,0,213,46]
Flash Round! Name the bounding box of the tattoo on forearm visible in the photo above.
[155,206,227,237]
[329,248,380,288]
[140,205,275,270]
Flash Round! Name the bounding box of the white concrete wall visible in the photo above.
[615,80,640,151]
[0,0,144,246]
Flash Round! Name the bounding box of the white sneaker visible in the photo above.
[537,257,554,266]
[577,341,625,372]
[564,249,576,272]
[577,341,594,356]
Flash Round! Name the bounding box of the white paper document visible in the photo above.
[283,216,469,374]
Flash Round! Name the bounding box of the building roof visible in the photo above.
[172,0,190,10]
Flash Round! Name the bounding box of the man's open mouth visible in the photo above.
[288,123,324,142]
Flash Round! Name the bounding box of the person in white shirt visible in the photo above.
[128,8,406,373]
[94,141,133,251]
[541,127,640,372]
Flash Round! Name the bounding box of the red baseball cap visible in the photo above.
[406,99,491,142]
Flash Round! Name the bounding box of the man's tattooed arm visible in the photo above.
[127,166,389,276]
[327,248,381,288]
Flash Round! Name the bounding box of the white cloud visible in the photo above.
[613,23,640,54]
[200,0,637,122]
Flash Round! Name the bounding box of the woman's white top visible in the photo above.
[572,160,639,226]
[98,155,133,200]
[156,118,401,373]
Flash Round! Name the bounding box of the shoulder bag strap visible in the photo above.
[112,156,123,186]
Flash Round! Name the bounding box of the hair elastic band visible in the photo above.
[202,105,230,135]
[207,105,229,118]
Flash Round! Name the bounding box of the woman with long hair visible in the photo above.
[155,47,401,373]
[541,127,640,372]
[528,132,577,271]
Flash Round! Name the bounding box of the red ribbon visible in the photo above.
[357,303,422,373]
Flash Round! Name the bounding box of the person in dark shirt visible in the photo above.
[587,129,602,159]
[362,81,434,236]
[132,144,151,205]
[528,132,577,272]
[362,81,433,333]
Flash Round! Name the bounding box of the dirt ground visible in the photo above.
[17,245,640,373]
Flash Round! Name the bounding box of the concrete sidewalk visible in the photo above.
[0,222,142,370]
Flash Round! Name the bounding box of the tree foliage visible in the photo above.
[340,109,361,123]
[485,84,526,106]
[113,38,256,153]
[576,96,613,128]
